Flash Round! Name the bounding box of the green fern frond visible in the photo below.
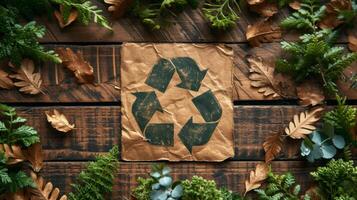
[68,146,119,200]
[281,0,325,32]
[202,0,240,30]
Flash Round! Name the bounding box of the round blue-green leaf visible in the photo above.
[300,142,311,156]
[311,144,322,159]
[152,183,160,190]
[162,166,171,176]
[150,172,161,179]
[151,190,168,200]
[311,131,322,145]
[171,184,183,198]
[321,144,336,159]
[332,135,345,149]
[159,176,172,187]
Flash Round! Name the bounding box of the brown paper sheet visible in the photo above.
[121,43,234,161]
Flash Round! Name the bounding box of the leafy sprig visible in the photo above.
[281,0,325,32]
[202,0,240,30]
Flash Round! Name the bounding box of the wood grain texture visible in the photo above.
[0,45,120,103]
[16,105,355,161]
[39,161,323,199]
[38,1,354,43]
[0,44,355,102]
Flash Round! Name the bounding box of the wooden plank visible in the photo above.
[16,105,355,161]
[0,45,121,103]
[0,44,356,103]
[39,161,321,199]
[38,1,353,43]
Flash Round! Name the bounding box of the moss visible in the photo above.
[181,176,223,200]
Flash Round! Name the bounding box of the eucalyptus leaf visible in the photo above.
[321,144,336,159]
[311,131,322,145]
[300,141,311,156]
[152,183,160,190]
[159,176,173,187]
[171,184,183,198]
[151,190,168,200]
[162,166,171,176]
[151,172,161,179]
[332,135,345,149]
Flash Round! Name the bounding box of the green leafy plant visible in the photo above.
[131,0,198,30]
[202,0,240,30]
[68,145,119,200]
[276,29,357,94]
[255,171,310,200]
[0,6,61,66]
[0,104,40,196]
[310,159,357,199]
[181,176,223,200]
[281,0,326,32]
[324,95,357,144]
[132,177,156,200]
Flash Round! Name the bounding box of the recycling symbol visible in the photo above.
[131,57,222,153]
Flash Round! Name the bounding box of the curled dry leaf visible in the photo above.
[249,2,278,17]
[29,171,68,200]
[56,48,94,84]
[285,107,324,139]
[246,19,281,47]
[25,143,43,172]
[104,0,133,18]
[348,30,357,52]
[46,109,75,133]
[0,144,26,165]
[2,190,30,200]
[54,5,79,28]
[247,57,281,98]
[263,132,284,163]
[319,0,352,29]
[10,59,43,95]
[244,162,269,195]
[296,81,325,106]
[0,69,14,89]
[246,0,265,5]
[289,1,301,10]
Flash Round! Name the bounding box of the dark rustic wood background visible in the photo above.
[0,1,356,199]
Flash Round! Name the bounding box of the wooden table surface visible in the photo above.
[1,1,356,199]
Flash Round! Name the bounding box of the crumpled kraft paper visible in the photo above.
[121,43,234,161]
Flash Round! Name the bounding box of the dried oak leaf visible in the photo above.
[245,162,269,195]
[248,57,281,98]
[319,0,352,29]
[246,19,281,47]
[289,1,301,10]
[2,190,31,200]
[348,30,357,52]
[56,48,94,84]
[285,107,324,139]
[10,59,43,95]
[0,69,14,89]
[250,2,278,17]
[29,172,68,200]
[46,109,75,133]
[54,5,79,28]
[25,143,43,172]
[296,81,325,106]
[263,132,284,163]
[0,144,26,165]
[104,0,133,18]
[246,0,265,5]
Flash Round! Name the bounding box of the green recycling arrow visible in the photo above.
[132,57,223,153]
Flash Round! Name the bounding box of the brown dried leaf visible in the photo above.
[104,0,133,18]
[263,132,284,163]
[46,109,75,133]
[285,107,324,139]
[246,20,281,47]
[248,57,281,98]
[25,143,43,172]
[54,5,78,28]
[0,69,14,89]
[246,0,265,5]
[2,190,31,200]
[296,81,325,106]
[319,0,352,29]
[56,48,94,84]
[29,172,68,200]
[289,1,301,10]
[10,59,43,95]
[250,2,278,17]
[0,144,26,165]
[348,30,357,52]
[244,162,269,195]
